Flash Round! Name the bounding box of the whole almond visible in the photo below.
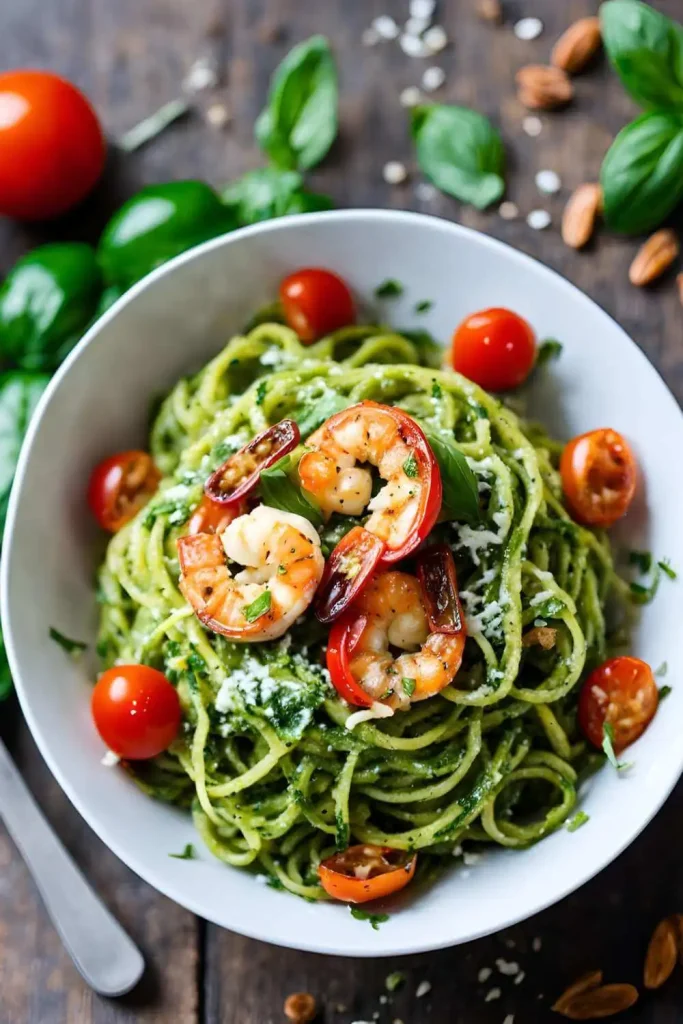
[562,184,602,249]
[629,229,679,286]
[552,17,602,74]
[644,917,678,989]
[516,65,574,109]
[552,971,603,1013]
[476,0,503,23]
[553,983,638,1020]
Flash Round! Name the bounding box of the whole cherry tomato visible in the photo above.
[318,844,417,903]
[560,428,636,528]
[578,656,658,754]
[451,307,536,392]
[87,450,160,533]
[91,665,181,760]
[279,268,355,343]
[0,70,105,221]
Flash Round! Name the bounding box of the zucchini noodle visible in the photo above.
[96,319,625,898]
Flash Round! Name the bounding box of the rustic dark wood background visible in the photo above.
[1,0,682,1021]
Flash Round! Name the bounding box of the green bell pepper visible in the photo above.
[0,243,102,373]
[97,180,238,290]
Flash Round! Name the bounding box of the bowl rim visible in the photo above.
[3,207,683,956]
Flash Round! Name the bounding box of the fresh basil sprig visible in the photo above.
[600,1,683,234]
[255,36,338,172]
[411,105,506,210]
[424,430,480,524]
[222,168,333,226]
[601,0,683,111]
[259,454,323,527]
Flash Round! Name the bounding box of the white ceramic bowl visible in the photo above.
[3,210,683,957]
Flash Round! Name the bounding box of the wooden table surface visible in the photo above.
[1,1,682,1021]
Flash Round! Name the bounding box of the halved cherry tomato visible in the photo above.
[187,495,244,536]
[318,844,417,903]
[87,450,161,532]
[416,544,464,634]
[316,526,385,624]
[0,70,105,221]
[451,307,536,392]
[560,428,636,528]
[91,665,181,760]
[205,420,300,505]
[326,612,373,707]
[279,267,355,343]
[578,656,658,753]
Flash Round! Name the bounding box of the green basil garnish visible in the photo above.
[424,430,480,524]
[411,104,505,210]
[49,627,88,656]
[259,454,323,527]
[169,843,197,860]
[222,167,333,226]
[536,339,563,366]
[601,0,683,111]
[255,35,338,171]
[402,677,416,696]
[601,112,683,234]
[375,279,404,299]
[243,590,272,623]
[403,453,418,478]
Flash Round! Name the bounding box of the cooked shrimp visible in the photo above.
[177,505,324,641]
[298,401,441,562]
[346,571,465,710]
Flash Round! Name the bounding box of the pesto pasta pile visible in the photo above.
[96,320,625,898]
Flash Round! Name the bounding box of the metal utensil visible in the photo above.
[0,738,145,996]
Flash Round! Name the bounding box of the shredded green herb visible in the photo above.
[385,970,406,992]
[374,279,404,299]
[350,907,390,929]
[402,677,416,696]
[49,627,87,656]
[169,843,196,860]
[658,558,677,580]
[536,339,563,365]
[629,550,652,573]
[414,299,433,313]
[602,723,632,772]
[244,591,272,622]
[659,685,672,702]
[403,453,418,478]
[566,810,589,832]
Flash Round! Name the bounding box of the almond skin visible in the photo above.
[516,65,574,109]
[562,184,602,249]
[629,229,680,286]
[644,917,678,989]
[551,17,602,74]
[552,971,603,1013]
[553,983,638,1020]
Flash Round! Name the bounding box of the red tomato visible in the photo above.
[87,450,161,532]
[92,665,181,760]
[316,526,385,624]
[279,268,355,343]
[205,419,300,505]
[451,307,536,392]
[578,656,658,754]
[187,495,243,536]
[0,70,105,221]
[326,612,373,707]
[560,428,636,528]
[318,844,417,903]
[416,544,464,634]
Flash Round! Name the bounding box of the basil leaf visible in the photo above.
[49,627,88,656]
[255,36,338,171]
[0,372,50,532]
[600,0,683,111]
[601,112,683,234]
[221,168,333,225]
[536,339,563,366]
[659,684,672,701]
[411,104,505,210]
[169,843,196,860]
[350,907,390,929]
[259,454,323,527]
[424,430,480,523]
[403,453,418,478]
[291,387,348,439]
[602,722,633,772]
[375,279,404,299]
[244,590,272,623]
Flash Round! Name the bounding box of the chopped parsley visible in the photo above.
[536,339,563,365]
[402,677,416,696]
[277,564,287,575]
[566,811,589,832]
[659,558,677,580]
[659,685,673,702]
[169,843,196,860]
[655,661,668,678]
[414,299,433,313]
[403,453,418,478]
[385,970,406,992]
[243,590,272,622]
[350,907,390,929]
[629,550,652,574]
[431,381,443,399]
[256,380,268,405]
[602,723,632,772]
[374,278,404,299]
[49,627,87,656]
